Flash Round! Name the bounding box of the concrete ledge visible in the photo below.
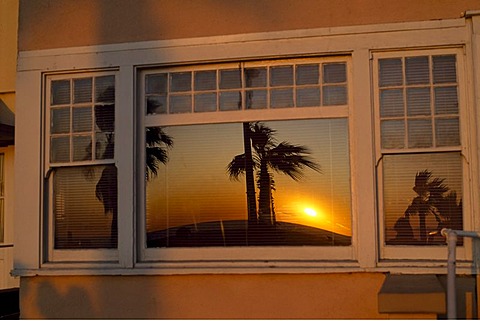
[378,274,446,314]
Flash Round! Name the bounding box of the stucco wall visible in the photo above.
[18,0,480,51]
[19,273,439,319]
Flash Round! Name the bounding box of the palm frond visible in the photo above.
[226,153,248,180]
[267,142,321,181]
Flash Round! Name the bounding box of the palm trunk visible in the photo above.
[243,122,257,223]
[419,213,427,243]
[258,161,273,225]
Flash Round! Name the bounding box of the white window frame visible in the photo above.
[372,47,474,261]
[137,56,357,263]
[43,71,119,263]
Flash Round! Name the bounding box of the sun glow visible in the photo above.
[304,208,317,217]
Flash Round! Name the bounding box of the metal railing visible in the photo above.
[441,228,480,319]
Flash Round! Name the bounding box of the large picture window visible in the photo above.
[45,73,117,260]
[374,49,465,253]
[140,58,352,255]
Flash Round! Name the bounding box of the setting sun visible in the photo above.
[304,208,317,217]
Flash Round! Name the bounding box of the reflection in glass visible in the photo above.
[194,71,217,91]
[406,87,431,116]
[405,56,430,85]
[408,119,432,148]
[95,76,115,102]
[51,136,70,163]
[220,69,241,89]
[296,64,319,85]
[73,135,92,161]
[296,88,320,107]
[194,93,217,112]
[146,73,168,94]
[435,87,458,115]
[170,95,192,113]
[245,68,267,88]
[170,72,192,92]
[74,78,93,103]
[219,91,241,111]
[323,86,347,106]
[146,119,351,247]
[270,88,293,108]
[433,55,456,84]
[323,63,346,84]
[51,108,70,134]
[379,58,403,87]
[381,120,405,149]
[146,96,167,115]
[51,80,71,105]
[436,118,460,147]
[245,90,267,109]
[73,107,92,132]
[380,89,404,117]
[270,66,293,87]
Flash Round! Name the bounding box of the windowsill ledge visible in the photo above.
[378,274,445,314]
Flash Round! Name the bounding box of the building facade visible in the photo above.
[14,1,480,318]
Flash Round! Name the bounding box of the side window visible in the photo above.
[375,51,465,253]
[45,74,117,260]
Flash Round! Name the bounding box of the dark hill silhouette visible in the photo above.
[147,220,350,247]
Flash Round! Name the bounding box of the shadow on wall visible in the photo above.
[0,288,19,319]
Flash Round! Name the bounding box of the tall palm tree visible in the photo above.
[145,126,174,180]
[227,122,321,225]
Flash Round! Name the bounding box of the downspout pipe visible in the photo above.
[441,228,480,319]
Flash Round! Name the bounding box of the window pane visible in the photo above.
[145,119,351,247]
[53,165,117,249]
[379,58,403,87]
[435,86,458,115]
[296,64,319,85]
[383,153,463,245]
[0,154,4,243]
[146,96,167,115]
[296,87,320,107]
[406,87,431,116]
[271,88,293,108]
[380,89,404,117]
[381,120,405,149]
[323,63,346,83]
[220,69,241,89]
[219,91,241,111]
[170,95,192,113]
[146,73,168,94]
[408,119,432,148]
[51,108,70,134]
[245,68,267,88]
[95,105,115,133]
[194,93,217,112]
[51,136,70,163]
[74,78,93,104]
[96,133,114,160]
[73,135,92,161]
[245,90,267,109]
[323,86,347,106]
[433,55,456,84]
[170,72,192,92]
[406,56,430,85]
[270,66,293,87]
[51,80,71,105]
[436,118,460,147]
[95,75,115,103]
[72,107,92,132]
[194,71,217,91]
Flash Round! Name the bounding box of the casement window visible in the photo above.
[138,57,353,261]
[0,153,4,243]
[373,49,469,260]
[44,72,118,262]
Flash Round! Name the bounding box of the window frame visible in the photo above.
[43,70,119,263]
[136,56,357,263]
[372,48,473,261]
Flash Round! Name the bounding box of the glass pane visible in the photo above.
[170,95,192,113]
[436,118,460,147]
[51,136,70,163]
[406,87,431,116]
[54,165,117,249]
[245,90,267,109]
[72,107,92,132]
[380,89,404,117]
[220,69,241,89]
[51,108,71,134]
[146,96,167,115]
[323,86,347,106]
[73,78,92,104]
[383,152,463,245]
[435,86,458,115]
[145,119,351,247]
[95,105,115,132]
[146,73,168,94]
[271,88,293,108]
[405,56,430,85]
[73,135,92,161]
[408,119,432,148]
[194,93,217,112]
[245,68,267,88]
[296,87,320,107]
[379,58,403,87]
[270,65,293,87]
[95,75,115,103]
[433,55,456,84]
[170,72,192,92]
[381,120,405,149]
[51,80,71,105]
[96,133,115,160]
[323,63,346,83]
[219,91,241,111]
[194,71,217,91]
[296,64,319,85]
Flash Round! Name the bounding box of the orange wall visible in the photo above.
[18,0,480,51]
[19,273,425,319]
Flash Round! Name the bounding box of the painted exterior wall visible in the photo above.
[15,1,480,319]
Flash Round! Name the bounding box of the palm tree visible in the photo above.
[145,126,174,180]
[227,122,321,225]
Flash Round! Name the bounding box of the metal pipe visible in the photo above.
[441,228,480,319]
